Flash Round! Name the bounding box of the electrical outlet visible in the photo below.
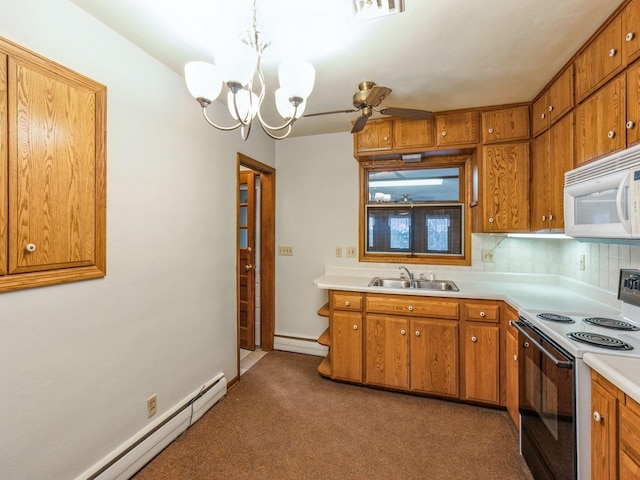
[482,249,495,263]
[579,253,586,271]
[335,246,342,258]
[278,245,294,256]
[147,394,157,418]
[346,246,356,258]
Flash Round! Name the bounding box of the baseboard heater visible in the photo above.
[76,373,227,480]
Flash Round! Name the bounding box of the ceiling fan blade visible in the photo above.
[365,86,392,107]
[303,109,359,118]
[351,115,369,133]
[380,107,433,120]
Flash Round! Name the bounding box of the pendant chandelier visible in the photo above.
[184,0,315,140]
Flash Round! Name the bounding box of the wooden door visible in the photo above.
[364,314,409,389]
[463,324,500,404]
[393,118,434,150]
[238,170,256,350]
[481,106,529,144]
[481,143,530,232]
[354,119,392,153]
[331,311,363,382]
[8,57,98,274]
[436,111,479,146]
[531,130,550,231]
[410,318,459,397]
[575,74,625,165]
[548,113,574,230]
[532,91,550,137]
[624,0,640,64]
[591,375,618,480]
[548,66,574,124]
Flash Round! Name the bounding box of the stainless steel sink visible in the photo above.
[368,277,459,291]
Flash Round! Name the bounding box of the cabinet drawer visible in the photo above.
[366,294,459,319]
[331,291,363,311]
[463,301,500,323]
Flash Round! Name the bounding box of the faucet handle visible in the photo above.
[418,273,426,281]
[429,271,435,282]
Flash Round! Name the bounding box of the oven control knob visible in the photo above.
[523,342,530,348]
[593,411,603,422]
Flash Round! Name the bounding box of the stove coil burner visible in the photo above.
[583,317,640,331]
[567,331,634,350]
[537,313,575,323]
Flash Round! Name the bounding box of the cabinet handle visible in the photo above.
[488,217,495,223]
[415,331,421,337]
[471,336,478,342]
[609,48,617,57]
[488,128,494,134]
[627,32,636,42]
[245,264,254,271]
[345,301,350,307]
[25,243,36,253]
[627,120,636,129]
[548,105,554,112]
[608,130,616,139]
[441,131,447,137]
[540,113,546,119]
[480,311,486,317]
[593,411,603,422]
[407,305,414,312]
[400,329,406,335]
[353,324,358,330]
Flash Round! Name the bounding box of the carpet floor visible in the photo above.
[132,351,533,480]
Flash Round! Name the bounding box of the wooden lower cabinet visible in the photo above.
[592,371,618,480]
[620,396,640,479]
[365,315,410,389]
[505,328,519,427]
[462,323,500,404]
[330,310,363,383]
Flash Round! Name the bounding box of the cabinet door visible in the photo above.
[463,324,500,404]
[481,143,530,232]
[481,106,529,144]
[592,376,618,480]
[505,330,519,428]
[8,57,100,274]
[620,450,640,480]
[364,314,409,389]
[531,130,551,231]
[532,91,550,137]
[410,318,459,397]
[575,14,624,102]
[0,52,6,276]
[619,399,640,480]
[354,119,392,154]
[624,0,640,64]
[575,74,625,166]
[436,112,479,146]
[331,311,363,383]
[393,118,434,150]
[627,61,640,147]
[548,66,574,125]
[548,113,574,230]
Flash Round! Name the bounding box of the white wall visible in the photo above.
[0,1,274,479]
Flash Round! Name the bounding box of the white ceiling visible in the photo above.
[71,0,622,138]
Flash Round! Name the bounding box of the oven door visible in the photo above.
[514,319,576,480]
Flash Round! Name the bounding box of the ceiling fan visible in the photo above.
[304,81,433,133]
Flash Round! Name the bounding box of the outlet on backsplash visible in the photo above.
[482,249,495,263]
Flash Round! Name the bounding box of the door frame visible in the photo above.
[237,153,275,366]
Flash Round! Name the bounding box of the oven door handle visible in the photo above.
[512,321,574,369]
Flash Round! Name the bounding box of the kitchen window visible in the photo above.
[360,156,472,265]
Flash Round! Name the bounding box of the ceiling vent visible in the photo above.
[354,0,405,21]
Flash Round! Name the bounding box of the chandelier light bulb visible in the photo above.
[216,40,259,87]
[227,90,259,122]
[275,88,305,119]
[278,60,316,100]
[184,61,223,102]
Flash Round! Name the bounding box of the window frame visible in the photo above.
[358,155,473,266]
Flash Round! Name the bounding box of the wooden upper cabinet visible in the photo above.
[532,67,573,138]
[481,106,530,144]
[624,0,640,64]
[627,60,640,146]
[575,14,624,102]
[436,111,479,146]
[0,53,7,277]
[393,117,435,151]
[575,74,625,166]
[480,142,530,232]
[354,119,393,154]
[532,91,550,137]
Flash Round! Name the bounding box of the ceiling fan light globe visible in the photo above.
[275,88,305,119]
[227,90,259,121]
[278,60,315,100]
[184,61,223,102]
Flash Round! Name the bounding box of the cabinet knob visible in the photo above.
[383,136,389,141]
[441,131,447,137]
[627,120,636,129]
[25,243,36,253]
[488,128,494,134]
[513,354,518,361]
[627,32,636,42]
[245,264,254,271]
[549,214,553,221]
[540,113,546,119]
[488,217,495,223]
[548,105,554,112]
[541,215,546,221]
[523,342,530,348]
[480,311,486,317]
[407,305,414,312]
[400,329,406,335]
[247,246,252,253]
[593,411,603,422]
[345,301,350,307]
[415,331,421,337]
[471,336,478,342]
[353,324,358,330]
[608,130,616,139]
[609,48,617,57]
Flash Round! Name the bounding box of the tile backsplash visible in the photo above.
[472,234,640,293]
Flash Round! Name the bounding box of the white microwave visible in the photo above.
[564,144,640,239]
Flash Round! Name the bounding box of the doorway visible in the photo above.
[237,153,275,377]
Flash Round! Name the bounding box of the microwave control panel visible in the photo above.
[632,168,640,235]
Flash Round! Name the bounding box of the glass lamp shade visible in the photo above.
[216,41,258,87]
[184,61,223,101]
[278,60,315,100]
[275,88,306,119]
[227,90,260,121]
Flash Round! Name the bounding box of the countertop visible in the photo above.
[583,353,640,404]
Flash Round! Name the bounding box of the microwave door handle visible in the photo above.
[617,171,631,233]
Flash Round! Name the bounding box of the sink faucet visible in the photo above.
[398,266,414,280]
[429,271,435,282]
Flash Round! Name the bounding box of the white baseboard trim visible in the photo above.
[274,335,328,357]
[76,373,226,480]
